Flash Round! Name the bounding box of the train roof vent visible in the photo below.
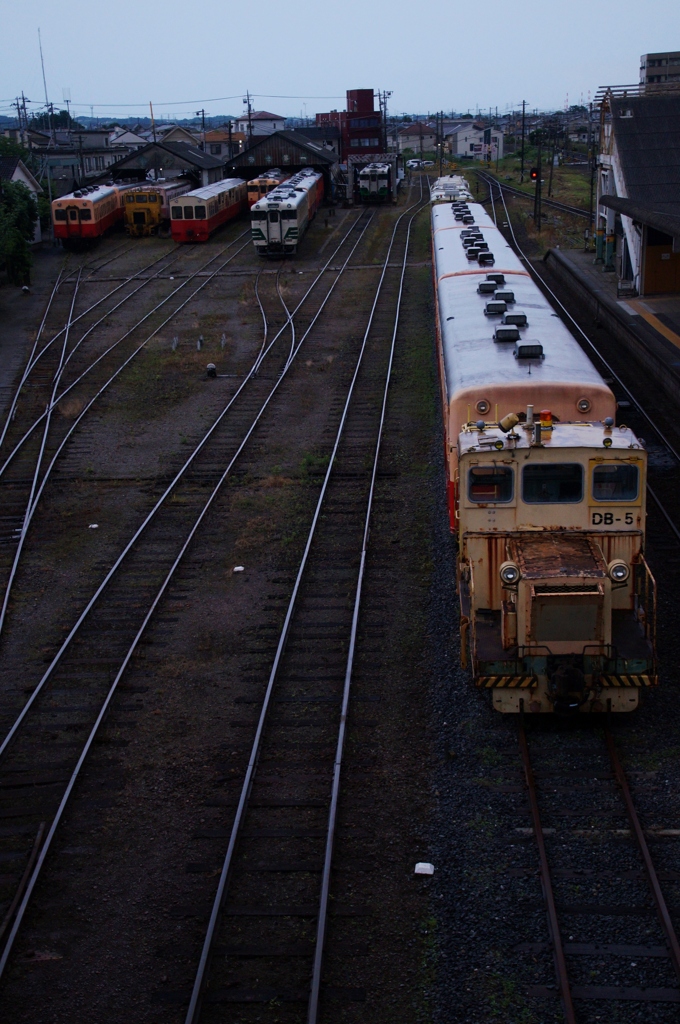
[495,289,515,303]
[478,252,495,265]
[514,343,544,359]
[503,311,528,326]
[485,300,507,315]
[477,281,496,294]
[494,325,521,343]
[486,273,505,284]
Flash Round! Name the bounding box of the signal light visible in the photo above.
[530,168,539,181]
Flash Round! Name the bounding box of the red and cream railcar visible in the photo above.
[169,179,247,242]
[51,183,136,241]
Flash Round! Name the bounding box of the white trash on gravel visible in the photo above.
[233,566,245,573]
[414,862,435,875]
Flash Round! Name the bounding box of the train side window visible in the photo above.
[468,465,513,503]
[592,463,639,501]
[54,210,67,220]
[183,206,194,219]
[523,463,583,503]
[194,206,206,219]
[172,207,183,219]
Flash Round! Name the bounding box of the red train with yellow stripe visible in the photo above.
[51,183,137,242]
[169,179,247,242]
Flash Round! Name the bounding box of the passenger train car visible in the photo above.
[358,162,391,202]
[124,179,192,236]
[430,174,472,204]
[51,183,137,242]
[433,200,656,714]
[169,179,247,242]
[251,168,324,255]
[247,170,289,208]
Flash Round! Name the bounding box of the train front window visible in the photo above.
[183,206,194,219]
[54,210,67,220]
[136,195,148,203]
[592,463,639,502]
[172,207,183,219]
[79,209,92,220]
[126,196,135,203]
[269,211,279,222]
[468,465,513,503]
[523,464,583,504]
[194,206,206,219]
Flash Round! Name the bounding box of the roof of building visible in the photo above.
[290,126,341,141]
[599,194,680,240]
[241,111,285,121]
[398,122,436,136]
[205,128,246,142]
[611,94,680,216]
[0,155,42,192]
[229,131,337,169]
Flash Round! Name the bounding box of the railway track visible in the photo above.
[478,171,680,1021]
[518,719,680,1019]
[0,201,388,987]
[181,178,430,1024]
[0,229,258,635]
[476,170,591,220]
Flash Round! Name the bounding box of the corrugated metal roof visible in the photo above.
[230,131,337,168]
[612,95,680,215]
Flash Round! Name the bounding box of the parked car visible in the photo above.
[406,159,423,168]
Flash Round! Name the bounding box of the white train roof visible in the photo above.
[171,178,246,203]
[251,168,322,211]
[430,175,472,202]
[432,203,606,403]
[359,163,390,174]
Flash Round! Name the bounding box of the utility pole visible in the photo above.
[244,92,253,142]
[534,133,542,232]
[547,130,557,197]
[150,101,157,143]
[520,99,526,182]
[196,108,206,149]
[38,27,56,146]
[439,111,443,176]
[228,118,233,159]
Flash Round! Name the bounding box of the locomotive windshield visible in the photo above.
[592,463,639,501]
[522,464,583,503]
[468,465,513,503]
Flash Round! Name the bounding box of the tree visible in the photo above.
[30,108,84,130]
[0,180,38,286]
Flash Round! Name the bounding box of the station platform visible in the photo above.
[544,247,680,405]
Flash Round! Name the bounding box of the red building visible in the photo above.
[316,89,383,159]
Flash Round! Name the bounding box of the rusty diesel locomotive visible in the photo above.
[433,200,656,713]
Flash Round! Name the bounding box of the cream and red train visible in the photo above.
[51,182,138,242]
[433,200,656,713]
[169,178,247,242]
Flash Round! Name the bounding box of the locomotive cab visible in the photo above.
[457,417,656,713]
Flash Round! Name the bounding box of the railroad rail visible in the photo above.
[519,717,680,1018]
[182,176,430,1024]
[477,170,591,220]
[0,203,384,982]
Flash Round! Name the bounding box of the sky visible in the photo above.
[1,0,679,122]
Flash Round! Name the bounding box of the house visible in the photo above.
[445,123,504,161]
[158,125,202,147]
[288,126,341,155]
[0,156,43,243]
[236,111,285,137]
[597,92,680,294]
[109,129,147,151]
[204,127,246,159]
[397,123,436,154]
[97,141,227,188]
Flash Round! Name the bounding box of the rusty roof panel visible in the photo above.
[511,533,607,579]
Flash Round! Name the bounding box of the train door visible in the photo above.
[268,210,282,246]
[65,205,81,238]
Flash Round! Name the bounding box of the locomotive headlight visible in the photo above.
[499,561,521,586]
[608,559,630,584]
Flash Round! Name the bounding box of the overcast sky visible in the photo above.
[1,0,678,122]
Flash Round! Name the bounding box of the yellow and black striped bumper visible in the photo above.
[600,674,657,688]
[477,676,537,689]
